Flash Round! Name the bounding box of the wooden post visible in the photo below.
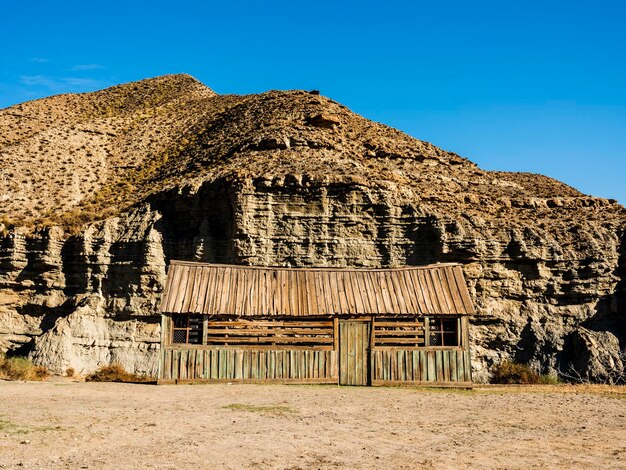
[158,314,167,380]
[462,316,470,351]
[333,317,339,351]
[203,315,208,345]
[424,316,430,347]
[369,318,375,385]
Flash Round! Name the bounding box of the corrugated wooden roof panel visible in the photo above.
[160,261,475,316]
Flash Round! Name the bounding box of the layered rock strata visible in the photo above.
[0,75,624,381]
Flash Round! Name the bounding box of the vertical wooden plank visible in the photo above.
[227,268,239,316]
[328,272,340,314]
[202,266,217,314]
[170,350,177,380]
[268,350,275,379]
[414,270,433,314]
[217,349,224,379]
[424,269,443,314]
[449,349,458,382]
[162,264,179,312]
[313,271,325,316]
[172,266,190,313]
[404,350,410,381]
[298,350,305,379]
[462,316,470,350]
[344,271,359,314]
[363,271,377,314]
[330,350,337,380]
[233,268,245,317]
[430,268,448,313]
[208,349,215,379]
[195,350,202,379]
[426,351,435,381]
[276,350,283,378]
[353,323,360,385]
[457,348,464,382]
[241,350,249,379]
[269,271,276,316]
[258,351,265,379]
[289,350,296,379]
[302,271,312,316]
[442,350,450,382]
[436,350,444,382]
[216,268,231,314]
[402,269,419,314]
[376,272,391,314]
[464,350,472,382]
[228,350,235,379]
[162,349,169,380]
[452,266,475,314]
[348,322,355,384]
[182,266,199,313]
[417,350,424,382]
[339,322,346,384]
[382,351,387,382]
[442,267,463,314]
[385,271,401,314]
[351,272,366,314]
[234,350,242,379]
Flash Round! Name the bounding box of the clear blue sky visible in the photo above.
[2,1,625,203]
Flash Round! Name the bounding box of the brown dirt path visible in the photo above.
[0,381,624,469]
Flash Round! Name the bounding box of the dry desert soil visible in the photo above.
[0,380,625,469]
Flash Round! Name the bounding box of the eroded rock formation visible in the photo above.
[0,75,624,381]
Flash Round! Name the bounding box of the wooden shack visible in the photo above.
[158,261,475,386]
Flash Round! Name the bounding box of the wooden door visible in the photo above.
[339,321,370,386]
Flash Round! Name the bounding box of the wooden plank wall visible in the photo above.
[371,349,472,385]
[160,348,338,383]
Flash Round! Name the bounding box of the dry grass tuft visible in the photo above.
[490,360,557,385]
[0,355,49,381]
[85,364,154,383]
[223,403,296,415]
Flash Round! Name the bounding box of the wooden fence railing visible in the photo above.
[160,348,338,383]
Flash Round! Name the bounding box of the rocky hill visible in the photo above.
[0,74,624,381]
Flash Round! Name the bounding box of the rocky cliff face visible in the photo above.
[1,75,624,381]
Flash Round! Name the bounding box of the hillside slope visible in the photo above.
[0,75,624,381]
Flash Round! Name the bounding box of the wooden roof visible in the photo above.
[160,261,475,317]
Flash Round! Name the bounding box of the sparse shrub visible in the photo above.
[490,360,542,384]
[0,355,49,381]
[85,364,154,383]
[65,367,75,378]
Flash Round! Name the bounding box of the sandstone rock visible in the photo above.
[0,75,624,381]
[566,327,625,383]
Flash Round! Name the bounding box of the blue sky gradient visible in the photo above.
[2,0,625,202]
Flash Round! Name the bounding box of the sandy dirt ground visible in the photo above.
[0,380,624,469]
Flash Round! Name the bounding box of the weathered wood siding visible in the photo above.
[160,262,475,317]
[339,321,370,386]
[160,348,338,383]
[371,349,471,385]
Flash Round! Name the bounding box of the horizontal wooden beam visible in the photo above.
[205,328,332,335]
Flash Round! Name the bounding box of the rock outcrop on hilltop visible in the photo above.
[0,74,624,381]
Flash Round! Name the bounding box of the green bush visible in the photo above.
[0,355,49,381]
